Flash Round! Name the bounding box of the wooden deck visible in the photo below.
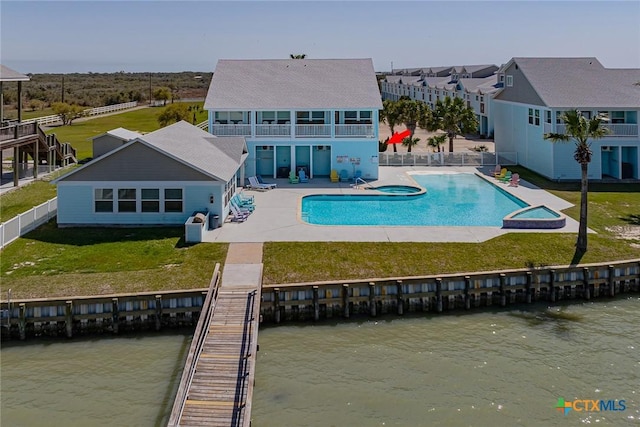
[169,260,262,427]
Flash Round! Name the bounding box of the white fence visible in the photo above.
[378,151,518,167]
[21,102,139,126]
[0,198,57,249]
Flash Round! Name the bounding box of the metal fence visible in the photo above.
[378,151,518,167]
[0,197,57,249]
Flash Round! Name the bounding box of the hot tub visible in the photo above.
[503,205,566,229]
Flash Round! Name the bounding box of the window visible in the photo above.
[506,75,513,87]
[345,111,357,120]
[95,189,113,213]
[118,189,136,212]
[164,189,183,213]
[480,103,485,114]
[359,111,372,123]
[296,111,310,121]
[528,109,540,126]
[545,111,552,124]
[556,111,565,124]
[277,111,290,124]
[141,189,160,213]
[499,75,505,82]
[475,95,479,101]
[611,111,625,124]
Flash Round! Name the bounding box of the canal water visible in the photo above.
[2,298,638,426]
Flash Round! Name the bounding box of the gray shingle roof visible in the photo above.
[512,57,640,108]
[140,121,246,182]
[458,76,499,93]
[99,127,142,141]
[0,65,30,82]
[205,59,382,110]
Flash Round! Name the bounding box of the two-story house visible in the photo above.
[493,57,640,180]
[205,59,383,180]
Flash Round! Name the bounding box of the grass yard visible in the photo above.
[0,223,228,299]
[46,102,208,161]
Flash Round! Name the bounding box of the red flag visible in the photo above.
[388,129,411,144]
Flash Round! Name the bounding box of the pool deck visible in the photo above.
[201,166,581,243]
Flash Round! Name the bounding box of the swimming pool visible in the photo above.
[301,173,528,226]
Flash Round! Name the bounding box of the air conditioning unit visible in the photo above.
[601,146,612,152]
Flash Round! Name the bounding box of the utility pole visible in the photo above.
[149,73,152,106]
[391,61,393,74]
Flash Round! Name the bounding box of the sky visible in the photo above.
[2,1,639,74]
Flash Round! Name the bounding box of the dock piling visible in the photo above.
[65,301,73,338]
[368,282,376,317]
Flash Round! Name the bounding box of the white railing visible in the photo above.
[196,121,208,130]
[543,122,553,134]
[378,151,518,167]
[211,124,252,136]
[295,124,331,138]
[20,101,139,126]
[255,124,291,137]
[335,124,374,138]
[556,123,638,137]
[0,197,57,249]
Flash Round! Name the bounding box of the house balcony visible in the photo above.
[335,124,374,138]
[211,123,376,139]
[555,123,639,138]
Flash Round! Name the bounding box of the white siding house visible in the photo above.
[205,59,383,181]
[493,57,640,181]
[55,121,248,226]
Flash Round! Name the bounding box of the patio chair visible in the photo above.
[494,168,507,180]
[492,164,501,176]
[499,171,513,183]
[231,195,254,212]
[298,169,309,183]
[248,176,274,191]
[229,204,249,222]
[339,169,350,182]
[237,191,254,204]
[289,170,300,184]
[330,169,339,183]
[256,175,277,188]
[508,173,520,187]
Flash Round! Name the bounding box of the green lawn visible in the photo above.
[3,107,56,120]
[46,102,208,161]
[1,223,228,299]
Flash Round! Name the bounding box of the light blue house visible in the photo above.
[493,57,640,180]
[55,121,247,226]
[204,59,383,181]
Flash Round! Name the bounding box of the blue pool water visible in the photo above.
[374,185,422,194]
[511,206,560,219]
[301,173,528,226]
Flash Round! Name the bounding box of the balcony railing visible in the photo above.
[210,123,375,138]
[295,124,331,138]
[211,124,251,137]
[335,124,374,138]
[255,124,291,137]
[556,123,638,137]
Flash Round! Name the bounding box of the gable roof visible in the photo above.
[205,59,382,110]
[94,127,143,142]
[458,76,499,94]
[507,57,640,108]
[0,65,29,82]
[57,121,247,183]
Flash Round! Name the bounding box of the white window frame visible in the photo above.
[506,75,513,87]
[94,188,114,213]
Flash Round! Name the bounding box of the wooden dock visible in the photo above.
[169,244,263,427]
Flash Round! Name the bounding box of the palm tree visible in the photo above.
[428,96,478,152]
[380,100,402,153]
[290,54,307,59]
[427,134,447,152]
[544,110,609,252]
[396,98,430,153]
[402,136,420,151]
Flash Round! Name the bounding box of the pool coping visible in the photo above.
[201,166,583,243]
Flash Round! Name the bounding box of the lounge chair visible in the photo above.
[339,169,349,182]
[330,169,339,183]
[256,175,277,188]
[298,169,309,183]
[494,168,507,180]
[231,195,254,212]
[237,191,254,204]
[288,170,300,184]
[508,173,520,187]
[248,176,275,191]
[229,204,249,222]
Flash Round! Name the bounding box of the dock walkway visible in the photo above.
[170,243,263,427]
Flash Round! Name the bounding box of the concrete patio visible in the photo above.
[201,166,580,243]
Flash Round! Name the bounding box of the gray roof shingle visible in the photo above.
[512,57,640,108]
[205,59,382,110]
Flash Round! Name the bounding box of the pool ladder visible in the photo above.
[352,177,372,189]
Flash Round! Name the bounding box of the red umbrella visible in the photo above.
[387,129,411,144]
